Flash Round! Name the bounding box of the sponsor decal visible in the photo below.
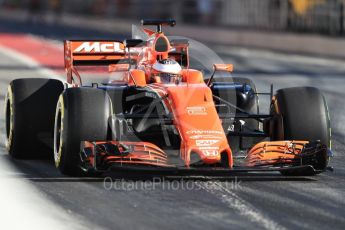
[186,130,223,135]
[202,150,219,157]
[189,135,222,140]
[195,139,219,147]
[186,107,207,116]
[74,42,124,53]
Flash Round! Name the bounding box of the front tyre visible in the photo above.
[270,87,331,175]
[54,88,111,176]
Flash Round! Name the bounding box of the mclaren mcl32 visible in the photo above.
[5,19,332,176]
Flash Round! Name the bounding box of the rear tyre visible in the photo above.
[270,87,331,175]
[5,78,64,158]
[54,88,111,176]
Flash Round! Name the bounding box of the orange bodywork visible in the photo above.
[164,84,232,166]
[84,141,170,168]
[246,141,309,167]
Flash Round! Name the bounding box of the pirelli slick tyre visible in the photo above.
[5,78,64,158]
[54,88,111,176]
[270,87,331,175]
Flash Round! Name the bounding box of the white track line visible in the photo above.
[0,44,64,81]
[198,181,285,230]
[0,44,94,230]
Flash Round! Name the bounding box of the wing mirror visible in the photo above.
[213,64,233,72]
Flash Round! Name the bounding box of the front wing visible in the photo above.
[80,140,328,176]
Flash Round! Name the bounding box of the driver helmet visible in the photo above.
[152,59,182,83]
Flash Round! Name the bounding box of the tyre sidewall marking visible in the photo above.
[5,85,14,151]
[324,96,332,149]
[54,95,64,167]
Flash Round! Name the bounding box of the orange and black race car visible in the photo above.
[5,19,332,176]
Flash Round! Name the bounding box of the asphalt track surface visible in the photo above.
[0,18,345,230]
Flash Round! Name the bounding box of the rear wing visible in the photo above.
[64,40,127,84]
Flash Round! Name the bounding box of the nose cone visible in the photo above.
[183,132,232,167]
[166,84,233,167]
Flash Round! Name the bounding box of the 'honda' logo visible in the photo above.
[74,42,124,53]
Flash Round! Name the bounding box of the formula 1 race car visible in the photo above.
[5,19,332,176]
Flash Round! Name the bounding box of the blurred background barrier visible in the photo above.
[0,0,345,35]
[1,0,345,36]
